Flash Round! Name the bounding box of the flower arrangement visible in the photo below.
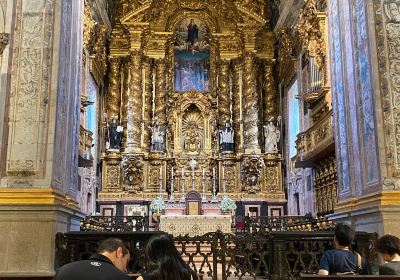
[149,196,165,214]
[220,194,237,212]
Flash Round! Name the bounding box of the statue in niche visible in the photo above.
[149,120,166,152]
[263,117,281,153]
[184,123,201,152]
[219,122,234,153]
[107,117,123,150]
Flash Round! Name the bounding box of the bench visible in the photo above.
[301,274,400,280]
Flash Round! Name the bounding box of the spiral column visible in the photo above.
[127,51,142,152]
[218,60,231,128]
[242,53,260,153]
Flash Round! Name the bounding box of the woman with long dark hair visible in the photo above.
[137,235,198,280]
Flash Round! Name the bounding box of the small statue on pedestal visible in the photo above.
[107,116,123,150]
[219,122,234,153]
[149,120,166,152]
[263,117,281,153]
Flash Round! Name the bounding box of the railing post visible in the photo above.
[271,239,290,280]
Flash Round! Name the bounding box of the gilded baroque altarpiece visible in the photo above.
[98,0,285,204]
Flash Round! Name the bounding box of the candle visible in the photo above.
[202,168,205,179]
[222,166,225,179]
[182,167,185,178]
[171,167,174,178]
[213,167,215,178]
[160,169,162,179]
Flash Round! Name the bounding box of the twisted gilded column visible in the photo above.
[127,51,142,152]
[218,60,231,128]
[242,53,260,153]
[107,57,121,120]
[155,58,167,126]
[143,59,153,151]
[263,60,278,124]
[232,60,242,153]
[121,59,130,149]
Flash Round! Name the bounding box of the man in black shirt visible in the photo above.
[318,223,367,275]
[54,238,131,280]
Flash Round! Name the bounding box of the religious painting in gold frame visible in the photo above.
[174,18,211,92]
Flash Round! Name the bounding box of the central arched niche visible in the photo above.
[182,104,204,153]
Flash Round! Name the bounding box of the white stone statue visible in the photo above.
[263,120,280,153]
[219,122,234,152]
[149,120,165,152]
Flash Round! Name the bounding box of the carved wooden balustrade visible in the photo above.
[55,230,377,280]
[80,216,149,232]
[295,110,334,167]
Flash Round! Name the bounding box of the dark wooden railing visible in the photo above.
[55,230,378,280]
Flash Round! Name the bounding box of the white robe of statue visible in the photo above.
[263,122,280,153]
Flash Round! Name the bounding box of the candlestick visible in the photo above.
[169,168,175,202]
[212,167,217,202]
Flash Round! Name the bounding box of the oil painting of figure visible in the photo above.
[174,18,210,92]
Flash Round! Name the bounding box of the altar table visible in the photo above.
[159,215,232,236]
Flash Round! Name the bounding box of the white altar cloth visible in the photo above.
[159,215,231,236]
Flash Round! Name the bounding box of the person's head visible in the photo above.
[145,235,196,280]
[334,223,355,247]
[190,19,194,24]
[377,234,400,262]
[98,238,130,273]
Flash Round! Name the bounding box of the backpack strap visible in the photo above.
[354,251,362,273]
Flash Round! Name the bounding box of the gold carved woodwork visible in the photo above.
[102,154,122,192]
[143,59,153,151]
[99,0,285,201]
[295,110,334,164]
[107,57,121,120]
[242,53,260,153]
[126,51,142,152]
[121,155,144,193]
[121,59,130,149]
[218,60,231,128]
[89,26,109,85]
[314,156,337,215]
[155,58,167,127]
[294,0,328,83]
[232,60,242,153]
[83,1,96,50]
[241,155,264,194]
[263,60,277,123]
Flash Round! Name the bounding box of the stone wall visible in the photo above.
[328,0,400,235]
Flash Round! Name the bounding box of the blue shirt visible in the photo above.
[319,249,367,275]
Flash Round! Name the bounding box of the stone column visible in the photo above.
[155,58,167,126]
[0,0,84,276]
[232,60,242,153]
[126,51,142,152]
[218,60,231,128]
[143,59,153,152]
[242,53,260,153]
[107,57,121,120]
[328,0,400,236]
[263,60,277,123]
[121,58,130,149]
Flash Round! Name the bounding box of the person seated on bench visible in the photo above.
[377,234,400,275]
[137,234,198,280]
[318,223,367,275]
